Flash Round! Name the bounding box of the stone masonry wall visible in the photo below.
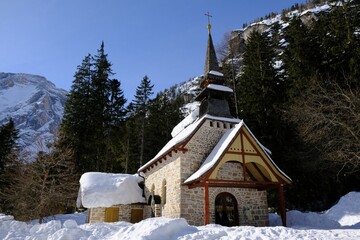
[88,204,146,223]
[209,188,269,226]
[180,119,236,226]
[89,208,105,223]
[217,161,244,181]
[144,156,182,219]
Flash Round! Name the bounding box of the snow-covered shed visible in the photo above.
[77,172,146,223]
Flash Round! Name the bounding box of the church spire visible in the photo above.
[204,28,221,75]
[201,13,225,88]
[195,14,233,118]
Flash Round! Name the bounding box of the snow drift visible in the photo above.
[1,192,360,239]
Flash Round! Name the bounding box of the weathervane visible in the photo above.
[204,11,212,33]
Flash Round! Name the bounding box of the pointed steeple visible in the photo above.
[204,26,221,75]
[200,22,225,88]
[195,18,233,118]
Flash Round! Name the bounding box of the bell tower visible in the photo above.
[196,15,233,118]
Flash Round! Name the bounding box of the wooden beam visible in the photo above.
[278,184,287,227]
[186,179,279,190]
[204,181,210,225]
[240,131,247,181]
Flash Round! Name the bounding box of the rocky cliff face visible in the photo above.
[0,72,67,159]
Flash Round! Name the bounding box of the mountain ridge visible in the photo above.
[0,72,67,159]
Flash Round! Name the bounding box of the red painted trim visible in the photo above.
[278,185,287,227]
[240,130,247,181]
[204,182,210,225]
[225,151,260,156]
[186,179,279,190]
[242,131,284,183]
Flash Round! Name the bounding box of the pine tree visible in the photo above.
[146,92,184,161]
[0,118,19,174]
[60,42,127,174]
[237,30,284,140]
[132,75,154,167]
[0,118,19,213]
[61,54,93,173]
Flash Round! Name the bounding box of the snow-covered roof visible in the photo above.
[171,107,199,138]
[77,172,145,208]
[185,121,244,183]
[207,84,233,93]
[138,114,241,173]
[208,70,224,77]
[185,121,291,184]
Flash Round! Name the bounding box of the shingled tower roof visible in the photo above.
[204,30,221,75]
[200,23,225,88]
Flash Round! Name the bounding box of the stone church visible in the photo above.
[81,24,291,227]
[138,24,291,227]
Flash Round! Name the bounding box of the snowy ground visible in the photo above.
[1,192,360,240]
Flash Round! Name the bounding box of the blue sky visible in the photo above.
[0,0,307,101]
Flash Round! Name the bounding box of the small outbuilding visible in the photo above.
[77,172,147,223]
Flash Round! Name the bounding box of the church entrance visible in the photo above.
[215,192,239,226]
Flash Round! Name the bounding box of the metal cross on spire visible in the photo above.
[205,11,212,33]
[205,11,212,24]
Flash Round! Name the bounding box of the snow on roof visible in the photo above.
[185,121,244,183]
[139,114,241,172]
[208,70,224,77]
[77,172,145,208]
[207,84,233,93]
[185,121,291,184]
[171,106,199,137]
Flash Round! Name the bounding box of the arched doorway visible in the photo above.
[215,192,239,226]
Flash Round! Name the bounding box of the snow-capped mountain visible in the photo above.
[0,72,67,159]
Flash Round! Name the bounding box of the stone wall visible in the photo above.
[209,188,268,227]
[143,156,182,219]
[88,208,105,223]
[181,119,231,181]
[217,161,244,181]
[179,119,236,226]
[88,204,146,223]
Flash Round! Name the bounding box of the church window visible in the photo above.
[217,122,220,128]
[162,179,167,205]
[224,123,228,129]
[151,184,155,195]
[210,121,213,127]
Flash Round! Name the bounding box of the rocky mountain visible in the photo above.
[0,73,67,159]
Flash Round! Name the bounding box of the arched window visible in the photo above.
[151,184,155,195]
[162,179,167,205]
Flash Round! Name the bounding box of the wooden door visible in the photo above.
[105,207,119,222]
[215,192,239,226]
[131,208,143,223]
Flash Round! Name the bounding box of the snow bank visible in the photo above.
[1,214,360,240]
[325,191,360,226]
[0,213,14,221]
[110,217,196,240]
[78,172,145,208]
[270,192,360,229]
[270,210,341,229]
[2,192,360,239]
